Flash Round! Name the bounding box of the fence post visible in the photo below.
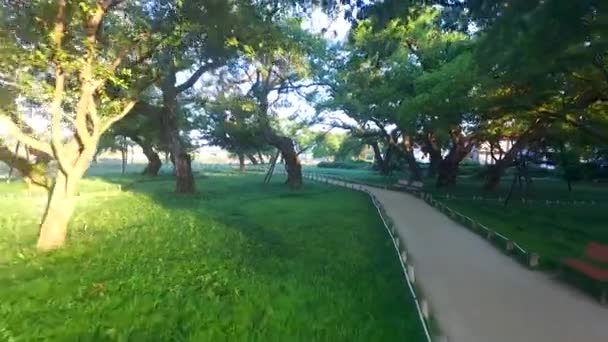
[528,253,540,268]
[421,299,430,320]
[407,265,416,284]
[506,240,515,253]
[400,250,408,264]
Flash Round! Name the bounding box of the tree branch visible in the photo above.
[100,100,137,133]
[176,61,220,94]
[50,0,72,175]
[0,143,50,189]
[0,115,53,156]
[271,81,331,92]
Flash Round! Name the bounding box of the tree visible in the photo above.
[200,94,268,172]
[312,132,345,159]
[334,135,365,161]
[142,0,255,193]
[215,16,328,188]
[0,0,165,250]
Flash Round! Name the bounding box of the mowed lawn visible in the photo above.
[0,173,424,341]
[310,167,608,269]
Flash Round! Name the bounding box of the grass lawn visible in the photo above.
[305,167,405,187]
[0,173,425,341]
[311,167,608,269]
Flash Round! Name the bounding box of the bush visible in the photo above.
[581,162,608,180]
[317,160,372,169]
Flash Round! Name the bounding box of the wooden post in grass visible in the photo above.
[528,253,540,268]
[486,230,495,241]
[407,265,416,283]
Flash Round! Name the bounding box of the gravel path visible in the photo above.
[325,179,608,342]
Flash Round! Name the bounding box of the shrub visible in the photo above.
[317,160,372,169]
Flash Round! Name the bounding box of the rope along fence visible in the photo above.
[304,172,437,342]
[434,194,605,207]
[306,172,541,270]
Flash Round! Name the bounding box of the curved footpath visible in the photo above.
[330,180,608,341]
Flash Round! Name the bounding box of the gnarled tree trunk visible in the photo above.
[161,69,195,193]
[370,141,392,175]
[141,145,162,176]
[174,152,194,192]
[266,131,302,188]
[37,172,77,250]
[129,135,161,176]
[437,129,476,188]
[400,134,422,181]
[238,153,245,172]
[37,141,95,250]
[482,121,547,191]
[421,132,442,178]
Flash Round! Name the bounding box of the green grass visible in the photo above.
[0,173,425,341]
[311,167,608,269]
[305,167,406,187]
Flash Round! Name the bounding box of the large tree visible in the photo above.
[0,0,168,250]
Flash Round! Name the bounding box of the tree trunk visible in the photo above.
[483,162,508,191]
[257,151,265,164]
[161,69,195,193]
[267,133,302,188]
[422,132,443,178]
[483,121,547,191]
[256,78,302,188]
[37,172,77,250]
[238,153,245,172]
[437,129,476,188]
[400,135,422,181]
[36,139,96,251]
[174,152,194,193]
[437,159,460,187]
[142,148,162,176]
[247,154,259,165]
[282,145,303,189]
[370,141,390,175]
[130,135,162,176]
[121,137,127,175]
[436,143,469,187]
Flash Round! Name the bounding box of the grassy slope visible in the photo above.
[0,174,424,341]
[311,167,608,268]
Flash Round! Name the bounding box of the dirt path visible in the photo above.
[327,179,608,341]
